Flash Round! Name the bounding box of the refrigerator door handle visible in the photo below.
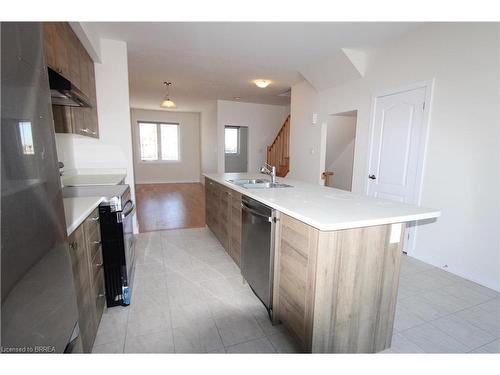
[63,323,80,353]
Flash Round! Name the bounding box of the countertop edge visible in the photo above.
[64,197,104,236]
[203,173,441,231]
[62,173,127,187]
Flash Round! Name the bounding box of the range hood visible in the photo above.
[48,67,91,107]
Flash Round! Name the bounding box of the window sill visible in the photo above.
[139,159,181,164]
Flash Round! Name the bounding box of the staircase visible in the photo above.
[267,115,290,177]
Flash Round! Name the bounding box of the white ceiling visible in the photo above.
[92,22,424,111]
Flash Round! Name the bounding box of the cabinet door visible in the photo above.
[67,225,96,353]
[64,24,81,89]
[219,186,231,251]
[273,214,318,351]
[93,268,106,328]
[43,22,69,78]
[211,182,221,239]
[78,45,91,96]
[86,59,99,138]
[70,55,98,138]
[51,105,74,133]
[42,23,58,71]
[205,179,214,230]
[55,23,70,78]
[84,208,105,329]
[70,107,86,136]
[229,191,242,266]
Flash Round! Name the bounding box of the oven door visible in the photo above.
[121,199,136,286]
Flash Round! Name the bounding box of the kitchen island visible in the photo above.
[203,173,440,353]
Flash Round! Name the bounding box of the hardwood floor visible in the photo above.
[135,183,205,233]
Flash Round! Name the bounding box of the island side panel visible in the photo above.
[273,213,319,351]
[312,223,405,353]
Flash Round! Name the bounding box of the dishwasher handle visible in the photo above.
[241,202,272,222]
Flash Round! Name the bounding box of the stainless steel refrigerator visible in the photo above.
[1,22,80,353]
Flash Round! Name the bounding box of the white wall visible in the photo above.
[324,114,357,191]
[217,100,288,173]
[55,39,139,233]
[200,100,218,182]
[290,23,500,291]
[130,109,201,184]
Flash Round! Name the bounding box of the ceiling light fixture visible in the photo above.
[160,82,176,108]
[254,79,271,88]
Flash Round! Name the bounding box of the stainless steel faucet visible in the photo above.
[260,163,277,184]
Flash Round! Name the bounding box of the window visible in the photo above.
[19,121,35,155]
[225,127,239,154]
[139,122,179,161]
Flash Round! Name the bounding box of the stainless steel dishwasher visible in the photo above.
[241,196,276,313]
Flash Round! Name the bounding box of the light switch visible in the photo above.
[312,113,318,125]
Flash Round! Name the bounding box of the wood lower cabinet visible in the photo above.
[218,186,231,250]
[273,213,405,353]
[229,190,242,266]
[67,207,105,353]
[205,177,242,267]
[43,22,99,138]
[272,213,318,351]
[205,177,404,353]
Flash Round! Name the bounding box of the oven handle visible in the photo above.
[121,200,135,219]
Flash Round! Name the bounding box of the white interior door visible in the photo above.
[367,86,428,252]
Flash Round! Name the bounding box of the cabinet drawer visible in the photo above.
[90,247,104,285]
[68,226,88,291]
[88,236,102,263]
[84,208,100,235]
[93,268,106,327]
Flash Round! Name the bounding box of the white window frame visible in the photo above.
[138,121,181,163]
[224,126,240,155]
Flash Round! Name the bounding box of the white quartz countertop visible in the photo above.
[62,174,126,187]
[63,197,103,236]
[204,173,441,231]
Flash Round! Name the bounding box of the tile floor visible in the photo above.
[92,227,500,354]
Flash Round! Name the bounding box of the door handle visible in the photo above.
[368,174,377,180]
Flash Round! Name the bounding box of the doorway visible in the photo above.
[323,111,357,191]
[224,125,248,173]
[367,83,432,253]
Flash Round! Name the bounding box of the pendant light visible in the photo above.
[160,81,176,108]
[253,79,271,88]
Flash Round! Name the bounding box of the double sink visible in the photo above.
[227,178,293,189]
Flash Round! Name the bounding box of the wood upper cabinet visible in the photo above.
[64,24,82,90]
[204,178,242,268]
[43,23,69,78]
[43,22,99,138]
[67,207,105,353]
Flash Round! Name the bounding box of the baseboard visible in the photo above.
[135,179,201,184]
